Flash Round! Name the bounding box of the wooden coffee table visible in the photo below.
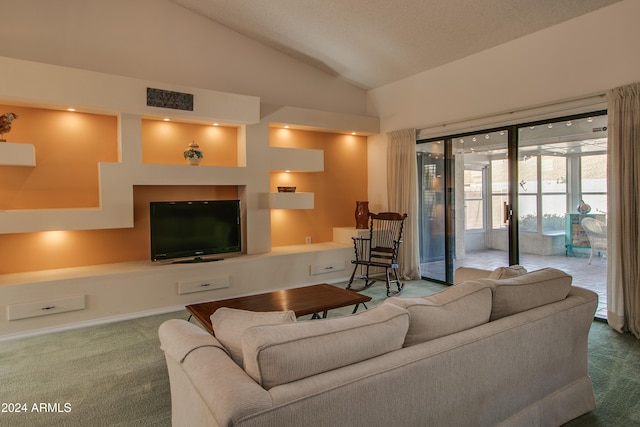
[186,283,372,335]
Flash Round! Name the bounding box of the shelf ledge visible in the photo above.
[0,142,36,166]
[269,192,314,209]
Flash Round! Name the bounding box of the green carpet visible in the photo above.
[0,280,638,426]
[565,320,640,426]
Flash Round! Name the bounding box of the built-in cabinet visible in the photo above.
[0,56,379,338]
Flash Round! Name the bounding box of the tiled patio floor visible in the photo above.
[422,250,607,319]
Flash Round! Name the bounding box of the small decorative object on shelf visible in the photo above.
[184,141,203,165]
[577,200,591,214]
[277,186,296,193]
[0,112,19,142]
[355,201,369,229]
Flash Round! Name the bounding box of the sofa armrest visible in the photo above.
[159,318,229,362]
[454,267,492,284]
[159,319,273,427]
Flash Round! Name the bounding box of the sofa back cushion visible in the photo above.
[478,267,572,321]
[241,303,409,389]
[211,308,296,366]
[385,281,492,347]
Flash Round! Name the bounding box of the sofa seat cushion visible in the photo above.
[211,308,296,366]
[241,303,409,389]
[385,281,492,347]
[478,267,573,321]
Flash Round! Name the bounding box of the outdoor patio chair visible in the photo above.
[581,217,607,264]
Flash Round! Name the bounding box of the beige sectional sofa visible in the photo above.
[159,267,598,427]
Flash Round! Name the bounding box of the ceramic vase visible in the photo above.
[355,201,369,229]
[184,141,203,166]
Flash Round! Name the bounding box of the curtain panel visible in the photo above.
[387,128,420,280]
[607,82,640,338]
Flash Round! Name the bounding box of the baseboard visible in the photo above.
[0,305,188,343]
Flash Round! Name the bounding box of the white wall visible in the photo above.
[0,0,367,116]
[367,0,640,210]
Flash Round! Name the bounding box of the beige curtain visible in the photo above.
[607,82,640,338]
[387,128,420,280]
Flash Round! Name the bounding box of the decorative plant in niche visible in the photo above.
[183,141,203,165]
[0,112,18,142]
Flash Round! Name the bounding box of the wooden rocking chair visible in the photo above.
[346,212,407,296]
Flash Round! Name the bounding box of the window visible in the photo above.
[541,155,567,233]
[518,155,538,232]
[580,154,607,214]
[464,169,484,230]
[491,158,508,229]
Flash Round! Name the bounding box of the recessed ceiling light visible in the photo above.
[566,121,572,126]
[547,123,553,129]
[587,117,593,123]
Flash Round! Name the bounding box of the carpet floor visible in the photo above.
[1,279,638,426]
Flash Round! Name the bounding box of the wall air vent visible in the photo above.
[146,87,194,111]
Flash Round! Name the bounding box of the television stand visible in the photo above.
[174,256,223,264]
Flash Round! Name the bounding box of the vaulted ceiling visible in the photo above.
[170,0,621,90]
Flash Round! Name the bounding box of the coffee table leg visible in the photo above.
[352,302,368,314]
[310,310,330,319]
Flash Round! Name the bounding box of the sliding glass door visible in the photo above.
[416,140,449,282]
[516,115,608,268]
[417,128,511,283]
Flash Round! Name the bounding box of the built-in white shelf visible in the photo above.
[269,192,314,209]
[0,142,36,166]
[333,227,369,245]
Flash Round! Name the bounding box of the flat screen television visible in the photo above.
[150,200,241,263]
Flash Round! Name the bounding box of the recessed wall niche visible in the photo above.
[0,104,118,210]
[0,185,239,274]
[141,119,238,166]
[269,128,368,246]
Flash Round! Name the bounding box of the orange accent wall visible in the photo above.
[0,186,238,274]
[0,105,118,209]
[141,120,238,166]
[269,128,368,246]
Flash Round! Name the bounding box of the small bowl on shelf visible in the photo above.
[277,186,296,193]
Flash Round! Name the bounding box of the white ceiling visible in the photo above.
[170,0,621,90]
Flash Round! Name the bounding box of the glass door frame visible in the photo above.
[417,109,607,285]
